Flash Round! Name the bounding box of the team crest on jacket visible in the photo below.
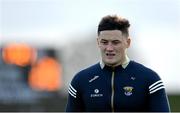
[123,86,134,96]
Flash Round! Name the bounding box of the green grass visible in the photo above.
[168,94,180,112]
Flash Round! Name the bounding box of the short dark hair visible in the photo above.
[98,15,130,37]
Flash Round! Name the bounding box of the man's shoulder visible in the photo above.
[130,61,162,85]
[130,61,160,79]
[130,61,156,73]
[81,62,101,73]
[70,63,101,89]
[72,62,101,81]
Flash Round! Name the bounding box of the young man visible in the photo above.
[66,15,170,112]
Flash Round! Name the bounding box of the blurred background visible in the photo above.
[0,0,180,111]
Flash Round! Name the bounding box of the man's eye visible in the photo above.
[100,41,108,45]
[112,41,121,45]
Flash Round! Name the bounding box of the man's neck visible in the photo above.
[100,55,130,69]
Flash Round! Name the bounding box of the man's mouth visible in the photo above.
[106,53,115,57]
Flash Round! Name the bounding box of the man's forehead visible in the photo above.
[99,30,123,36]
[98,30,124,40]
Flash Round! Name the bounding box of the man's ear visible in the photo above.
[97,37,100,47]
[126,37,131,48]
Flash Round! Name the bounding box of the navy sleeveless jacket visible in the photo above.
[66,61,170,112]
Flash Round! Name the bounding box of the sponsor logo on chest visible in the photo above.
[90,89,103,97]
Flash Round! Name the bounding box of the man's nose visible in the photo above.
[106,44,114,51]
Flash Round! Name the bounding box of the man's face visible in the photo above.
[97,30,131,67]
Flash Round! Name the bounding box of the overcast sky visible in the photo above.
[0,0,180,93]
[1,0,179,44]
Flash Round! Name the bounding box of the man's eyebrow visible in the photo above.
[112,40,121,42]
[100,39,108,41]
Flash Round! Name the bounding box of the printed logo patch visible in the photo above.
[90,89,103,98]
[89,76,99,83]
[123,86,134,96]
[94,89,99,93]
[131,76,136,80]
